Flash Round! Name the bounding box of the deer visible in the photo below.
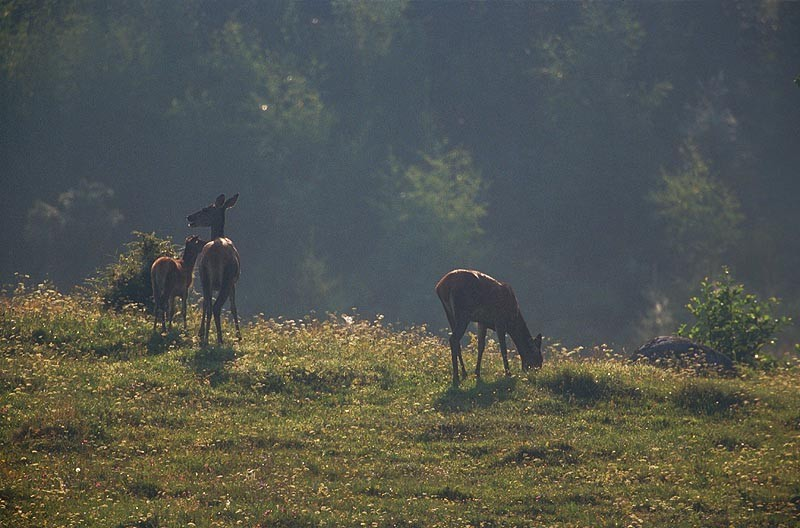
[150,235,206,333]
[187,193,241,345]
[435,269,543,385]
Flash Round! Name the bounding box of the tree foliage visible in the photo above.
[389,147,486,253]
[650,143,743,273]
[2,1,800,349]
[23,180,124,286]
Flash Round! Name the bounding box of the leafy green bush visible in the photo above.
[678,267,791,365]
[89,231,176,312]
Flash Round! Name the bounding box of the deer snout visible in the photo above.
[521,358,533,370]
[521,356,542,371]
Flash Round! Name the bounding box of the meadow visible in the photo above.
[1,282,798,527]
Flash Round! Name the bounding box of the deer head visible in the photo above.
[519,333,543,370]
[181,235,206,266]
[187,193,239,239]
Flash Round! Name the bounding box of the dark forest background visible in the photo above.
[2,0,799,350]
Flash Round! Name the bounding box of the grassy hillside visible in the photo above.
[1,284,798,527]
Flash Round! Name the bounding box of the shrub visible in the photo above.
[89,232,176,312]
[678,267,791,366]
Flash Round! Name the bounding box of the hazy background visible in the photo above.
[2,1,799,350]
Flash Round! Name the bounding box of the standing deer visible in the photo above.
[150,235,206,333]
[435,269,543,385]
[187,193,241,345]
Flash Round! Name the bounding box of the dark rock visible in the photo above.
[631,336,736,374]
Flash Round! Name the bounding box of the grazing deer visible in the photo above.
[435,269,543,385]
[150,235,206,333]
[187,193,241,345]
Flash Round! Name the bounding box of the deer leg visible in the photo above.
[213,286,232,345]
[181,292,188,329]
[213,305,223,345]
[167,296,176,330]
[475,324,487,379]
[152,277,159,331]
[229,285,241,341]
[455,329,467,379]
[199,270,211,345]
[497,330,511,376]
[163,301,169,333]
[159,295,169,333]
[204,297,212,344]
[198,299,205,342]
[204,296,213,345]
[199,295,209,345]
[448,319,469,386]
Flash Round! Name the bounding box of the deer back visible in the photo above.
[436,269,521,330]
[151,257,182,298]
[198,238,240,292]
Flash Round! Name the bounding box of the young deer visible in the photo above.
[150,235,206,333]
[187,193,241,345]
[435,269,543,385]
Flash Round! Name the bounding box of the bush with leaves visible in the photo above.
[678,267,791,365]
[88,232,176,312]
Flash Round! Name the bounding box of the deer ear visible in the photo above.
[224,193,239,209]
[215,194,226,207]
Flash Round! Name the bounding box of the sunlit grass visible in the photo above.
[1,284,798,527]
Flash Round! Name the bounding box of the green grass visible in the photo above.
[1,285,798,527]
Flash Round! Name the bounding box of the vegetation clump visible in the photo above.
[672,378,747,416]
[678,267,791,366]
[1,279,171,359]
[89,232,176,313]
[536,362,640,403]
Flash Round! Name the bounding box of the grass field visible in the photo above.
[1,283,798,527]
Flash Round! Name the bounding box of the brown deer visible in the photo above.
[435,269,543,385]
[187,193,241,345]
[150,235,206,333]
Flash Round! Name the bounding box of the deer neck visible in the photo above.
[508,315,533,353]
[183,252,200,271]
[211,221,225,240]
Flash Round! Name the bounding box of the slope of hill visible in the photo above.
[1,285,798,527]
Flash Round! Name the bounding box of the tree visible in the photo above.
[24,180,124,286]
[370,146,487,320]
[650,143,743,275]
